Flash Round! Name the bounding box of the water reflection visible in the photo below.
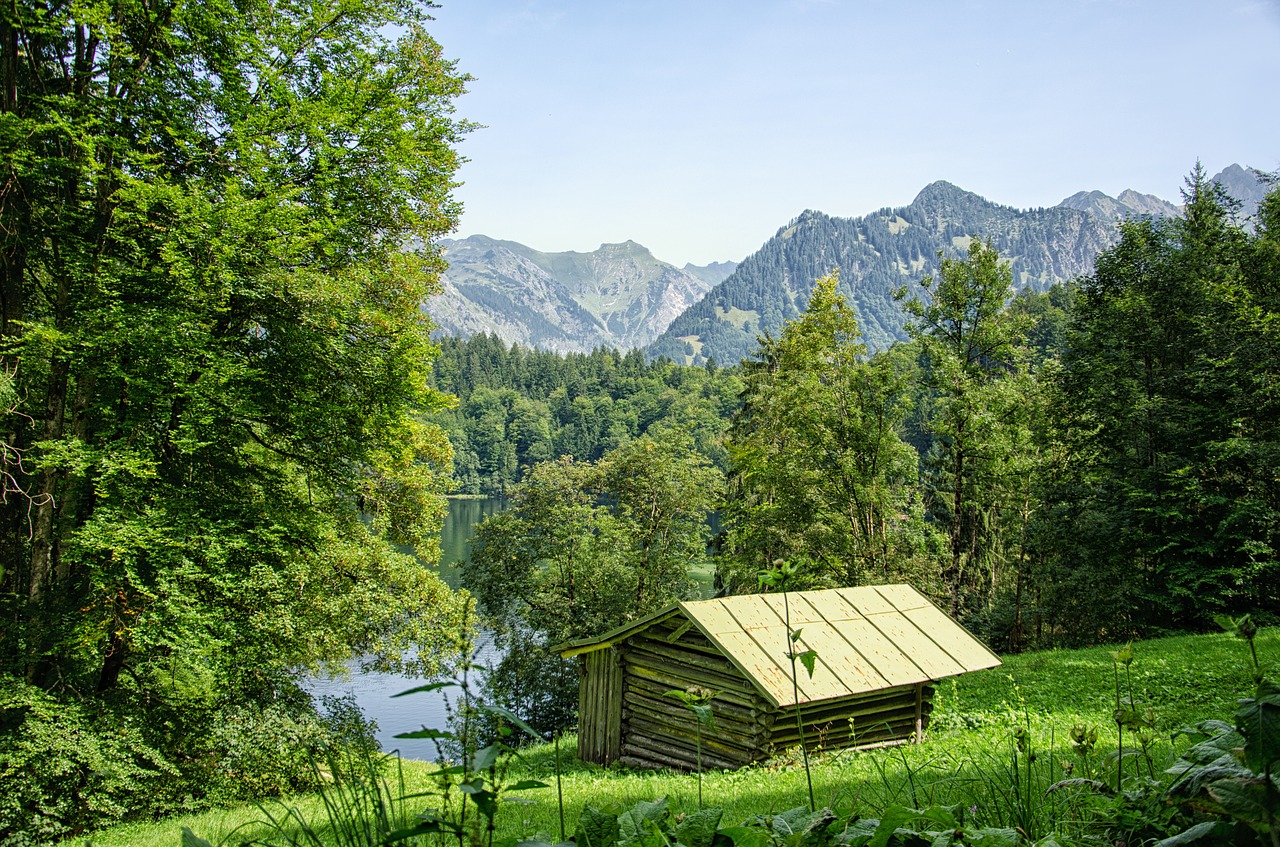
[305,496,507,760]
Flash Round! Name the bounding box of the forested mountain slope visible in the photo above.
[428,236,735,353]
[646,165,1266,365]
[648,182,1130,364]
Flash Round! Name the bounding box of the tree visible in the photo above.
[0,0,470,824]
[897,240,1033,618]
[720,273,937,594]
[1045,169,1280,637]
[464,430,722,735]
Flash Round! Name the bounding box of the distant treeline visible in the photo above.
[429,335,743,494]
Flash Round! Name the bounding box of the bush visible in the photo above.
[0,678,174,846]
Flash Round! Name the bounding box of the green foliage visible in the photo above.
[1162,617,1280,847]
[430,335,742,495]
[1043,168,1280,639]
[0,0,470,832]
[897,240,1039,624]
[0,680,174,845]
[465,430,723,737]
[720,273,938,594]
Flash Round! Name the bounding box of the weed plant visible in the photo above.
[85,628,1278,847]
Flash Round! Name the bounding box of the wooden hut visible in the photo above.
[556,584,1001,770]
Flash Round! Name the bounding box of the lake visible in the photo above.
[305,496,507,761]
[305,496,715,760]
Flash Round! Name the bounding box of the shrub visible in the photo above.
[0,677,174,846]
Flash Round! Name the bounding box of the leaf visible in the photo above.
[181,827,214,847]
[392,681,458,698]
[791,628,803,643]
[868,805,918,847]
[914,806,960,830]
[1235,686,1280,773]
[1205,776,1273,823]
[690,702,716,730]
[385,814,465,843]
[618,798,670,845]
[771,807,837,847]
[716,826,770,847]
[506,779,551,792]
[673,807,723,847]
[575,805,622,847]
[797,650,818,679]
[459,782,500,818]
[965,828,1019,847]
[394,726,456,740]
[481,703,546,741]
[1154,821,1236,847]
[470,743,501,772]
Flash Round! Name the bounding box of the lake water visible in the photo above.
[305,496,508,761]
[305,496,716,760]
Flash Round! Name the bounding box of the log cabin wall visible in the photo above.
[609,613,936,769]
[617,614,768,770]
[577,647,623,764]
[562,584,998,770]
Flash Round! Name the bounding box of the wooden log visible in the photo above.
[627,716,762,762]
[623,695,766,740]
[625,644,756,694]
[621,736,744,771]
[642,623,726,656]
[767,717,919,748]
[626,663,759,709]
[628,636,742,675]
[624,677,765,720]
[623,712,762,758]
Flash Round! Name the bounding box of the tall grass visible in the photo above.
[83,629,1276,847]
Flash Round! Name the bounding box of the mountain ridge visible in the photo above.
[428,237,737,354]
[644,164,1267,365]
[427,164,1267,361]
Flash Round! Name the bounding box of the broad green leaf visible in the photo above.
[715,826,770,847]
[673,807,723,847]
[618,798,670,845]
[575,805,622,847]
[181,827,214,847]
[1154,821,1236,847]
[797,649,818,679]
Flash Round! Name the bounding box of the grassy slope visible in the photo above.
[85,629,1276,846]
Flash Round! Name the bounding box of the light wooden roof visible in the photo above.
[557,584,1001,708]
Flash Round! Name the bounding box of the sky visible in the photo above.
[426,0,1280,267]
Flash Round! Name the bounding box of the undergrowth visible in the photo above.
[80,627,1277,847]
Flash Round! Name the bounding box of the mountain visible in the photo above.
[1057,188,1182,219]
[1211,164,1271,220]
[428,237,723,353]
[647,182,1128,364]
[646,165,1267,365]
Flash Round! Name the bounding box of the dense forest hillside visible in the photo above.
[428,236,736,352]
[429,334,742,493]
[646,166,1266,365]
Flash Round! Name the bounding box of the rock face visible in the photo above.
[647,166,1267,365]
[431,165,1266,360]
[1210,164,1271,220]
[1058,189,1182,220]
[647,181,1136,364]
[428,237,731,353]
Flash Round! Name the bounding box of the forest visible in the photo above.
[1,0,1278,841]
[457,171,1280,745]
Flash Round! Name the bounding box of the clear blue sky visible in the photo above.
[427,0,1280,267]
